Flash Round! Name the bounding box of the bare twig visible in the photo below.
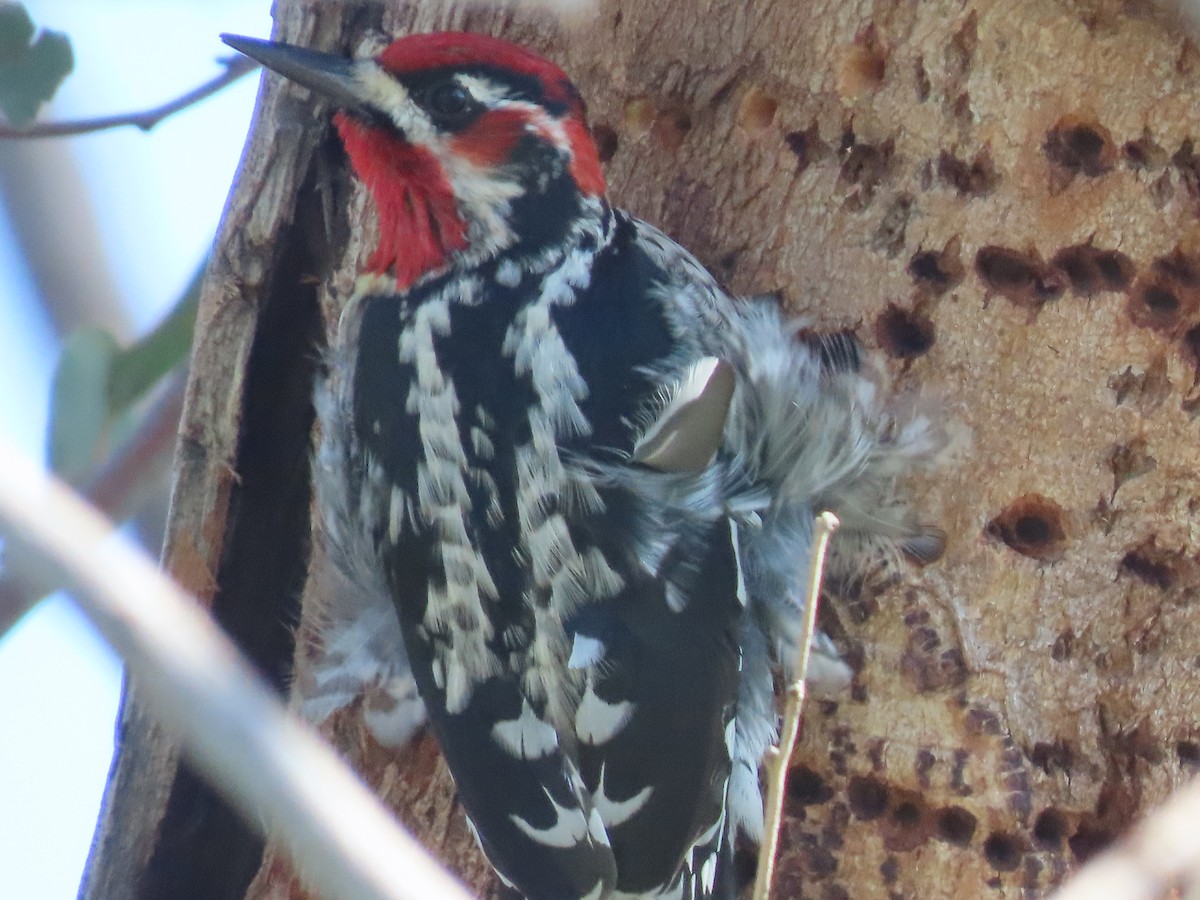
[0,56,258,139]
[1051,773,1200,900]
[0,438,472,900]
[752,511,840,900]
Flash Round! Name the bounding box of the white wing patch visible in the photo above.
[509,788,591,849]
[576,683,634,745]
[491,699,559,760]
[593,764,653,828]
[730,519,748,608]
[587,807,611,847]
[681,793,728,898]
[700,853,718,894]
[567,633,606,669]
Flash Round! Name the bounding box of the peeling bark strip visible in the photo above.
[86,1,1200,898]
[81,4,367,898]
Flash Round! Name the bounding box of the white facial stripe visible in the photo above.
[493,100,573,156]
[456,72,514,107]
[440,157,523,253]
[352,61,439,145]
[352,64,553,145]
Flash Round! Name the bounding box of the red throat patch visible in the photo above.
[334,112,469,289]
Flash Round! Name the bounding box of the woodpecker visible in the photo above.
[224,31,942,900]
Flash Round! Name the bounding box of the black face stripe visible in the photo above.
[398,64,574,117]
[341,105,404,136]
[408,76,487,133]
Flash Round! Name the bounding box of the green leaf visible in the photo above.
[46,260,203,488]
[0,3,34,63]
[0,3,73,127]
[108,263,202,414]
[48,326,119,484]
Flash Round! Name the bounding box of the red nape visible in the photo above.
[334,112,469,289]
[562,117,605,198]
[447,106,605,198]
[448,107,529,168]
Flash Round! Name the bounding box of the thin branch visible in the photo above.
[0,56,258,139]
[0,438,473,900]
[0,367,187,636]
[0,257,204,636]
[752,511,840,900]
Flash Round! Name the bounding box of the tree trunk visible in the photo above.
[84,1,1200,898]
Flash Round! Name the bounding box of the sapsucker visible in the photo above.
[224,31,943,900]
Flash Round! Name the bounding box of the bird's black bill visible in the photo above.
[220,33,367,111]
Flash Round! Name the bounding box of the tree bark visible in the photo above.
[84,1,1200,898]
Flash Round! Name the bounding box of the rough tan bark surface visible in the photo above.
[86,0,1200,898]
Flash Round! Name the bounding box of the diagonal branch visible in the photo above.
[0,367,187,636]
[0,55,258,139]
[0,439,473,900]
[752,511,840,900]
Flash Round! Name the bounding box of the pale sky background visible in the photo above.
[0,2,270,895]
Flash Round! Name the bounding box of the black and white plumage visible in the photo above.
[225,31,942,900]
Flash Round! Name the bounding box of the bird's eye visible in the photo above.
[427,82,473,120]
